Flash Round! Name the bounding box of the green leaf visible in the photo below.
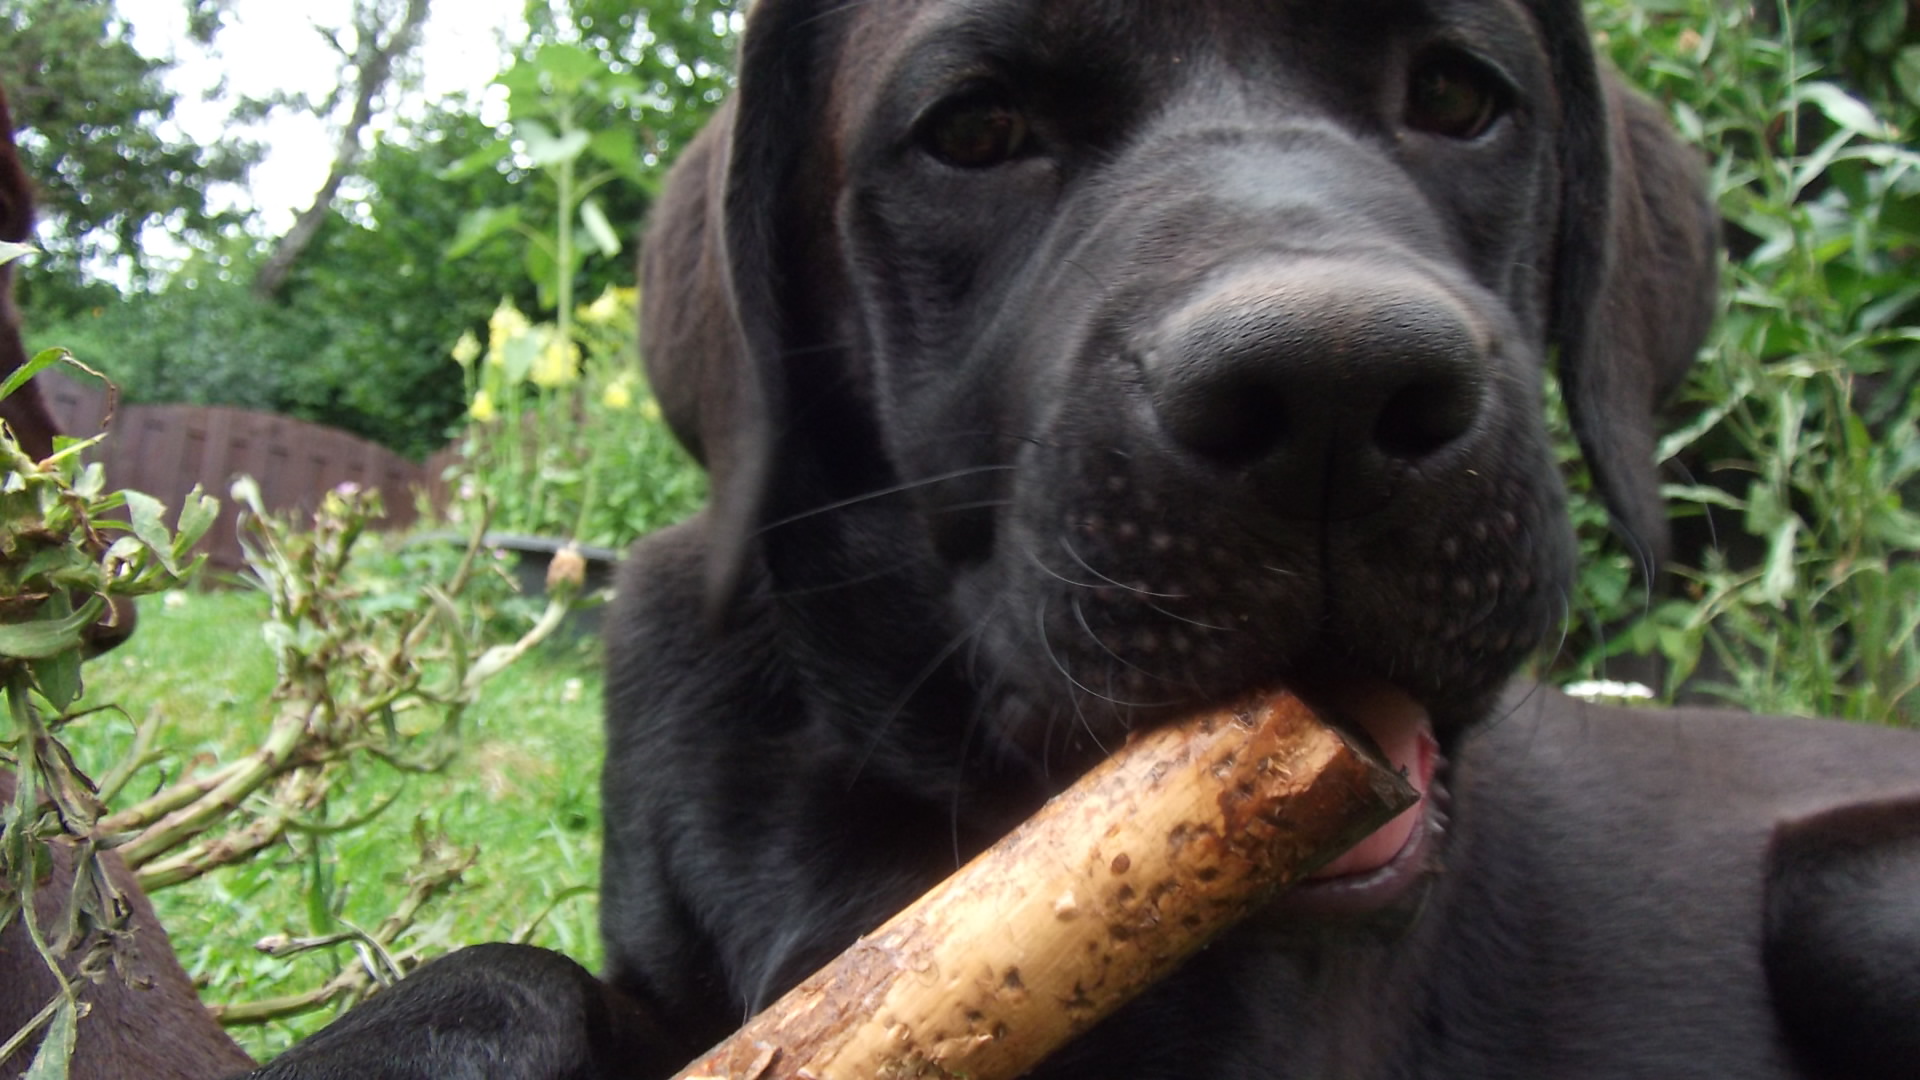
[173,485,219,553]
[502,327,543,384]
[524,245,559,310]
[0,349,67,404]
[533,43,603,94]
[32,640,83,712]
[436,140,511,181]
[1661,484,1747,512]
[1861,0,1908,56]
[1897,45,1920,110]
[68,462,104,500]
[22,996,77,1080]
[0,596,105,660]
[1757,517,1800,607]
[1867,504,1920,549]
[445,205,523,261]
[122,490,180,576]
[579,197,622,258]
[522,125,590,169]
[587,128,643,182]
[1797,82,1892,140]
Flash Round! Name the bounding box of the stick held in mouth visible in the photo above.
[673,689,1418,1080]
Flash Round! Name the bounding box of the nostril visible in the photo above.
[1374,377,1480,460]
[1156,374,1290,464]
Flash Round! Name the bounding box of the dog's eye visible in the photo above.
[1404,52,1507,140]
[920,94,1031,168]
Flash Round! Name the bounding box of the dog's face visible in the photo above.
[643,0,1711,790]
[837,0,1570,740]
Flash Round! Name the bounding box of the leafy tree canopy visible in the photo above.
[0,0,259,313]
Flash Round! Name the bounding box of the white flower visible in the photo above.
[1561,679,1657,704]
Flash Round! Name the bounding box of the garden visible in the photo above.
[0,0,1916,1074]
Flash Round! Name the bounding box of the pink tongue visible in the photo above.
[1307,686,1434,880]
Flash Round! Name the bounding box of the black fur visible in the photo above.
[239,2,1920,1077]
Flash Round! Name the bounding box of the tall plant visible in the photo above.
[439,44,704,549]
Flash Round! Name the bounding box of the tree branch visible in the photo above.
[252,0,433,300]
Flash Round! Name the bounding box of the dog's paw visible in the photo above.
[1763,795,1920,1080]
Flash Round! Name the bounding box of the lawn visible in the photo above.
[71,582,608,1060]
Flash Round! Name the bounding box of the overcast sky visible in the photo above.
[116,0,526,234]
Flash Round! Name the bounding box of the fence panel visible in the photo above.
[39,372,437,570]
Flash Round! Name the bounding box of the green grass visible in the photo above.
[72,585,607,1060]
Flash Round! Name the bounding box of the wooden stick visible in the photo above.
[673,689,1417,1080]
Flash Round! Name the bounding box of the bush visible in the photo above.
[443,290,704,548]
[1563,1,1920,724]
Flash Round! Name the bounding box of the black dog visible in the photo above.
[243,2,1920,1077]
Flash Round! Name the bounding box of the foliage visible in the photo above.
[445,289,704,548]
[269,103,538,456]
[1774,0,1920,109]
[0,351,216,1079]
[444,42,652,314]
[24,262,304,415]
[74,588,607,1060]
[521,0,744,171]
[0,348,586,1071]
[0,0,258,314]
[439,38,708,547]
[1563,1,1920,723]
[24,103,536,459]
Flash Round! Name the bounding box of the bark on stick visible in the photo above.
[673,689,1418,1080]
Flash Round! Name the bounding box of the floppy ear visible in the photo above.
[1533,2,1720,575]
[640,0,841,619]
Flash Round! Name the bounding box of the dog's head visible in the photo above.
[641,0,1715,776]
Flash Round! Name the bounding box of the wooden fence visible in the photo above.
[40,372,458,571]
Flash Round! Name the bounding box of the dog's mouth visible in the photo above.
[1282,681,1447,913]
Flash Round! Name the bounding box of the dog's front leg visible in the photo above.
[233,944,684,1080]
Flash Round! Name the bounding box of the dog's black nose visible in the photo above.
[1143,261,1488,515]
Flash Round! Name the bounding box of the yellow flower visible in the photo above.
[487,299,531,367]
[639,398,662,423]
[530,336,582,388]
[579,287,624,326]
[469,389,497,422]
[601,376,633,411]
[450,330,482,368]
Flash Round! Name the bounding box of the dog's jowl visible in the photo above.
[240,3,1920,1079]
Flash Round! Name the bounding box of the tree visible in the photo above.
[252,0,436,299]
[522,0,743,168]
[273,102,537,456]
[0,0,258,316]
